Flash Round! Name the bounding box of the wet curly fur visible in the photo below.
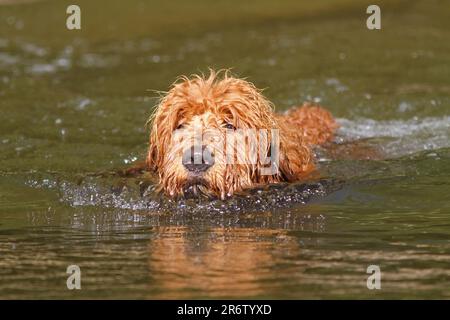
[146,70,337,199]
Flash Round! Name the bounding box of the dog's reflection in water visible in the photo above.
[147,226,301,298]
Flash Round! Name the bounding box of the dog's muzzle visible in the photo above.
[182,145,214,174]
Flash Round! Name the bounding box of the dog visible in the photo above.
[145,70,337,199]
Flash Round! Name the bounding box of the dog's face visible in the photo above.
[147,72,282,198]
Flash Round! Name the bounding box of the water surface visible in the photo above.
[0,0,449,299]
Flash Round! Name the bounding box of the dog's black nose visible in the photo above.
[182,145,214,173]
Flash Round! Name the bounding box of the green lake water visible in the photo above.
[0,0,449,299]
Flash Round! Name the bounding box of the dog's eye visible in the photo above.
[224,123,236,130]
[175,123,184,130]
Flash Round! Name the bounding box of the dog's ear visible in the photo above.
[146,101,173,172]
[146,129,159,171]
[145,119,161,171]
[277,135,315,181]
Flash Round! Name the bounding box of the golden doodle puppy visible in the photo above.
[146,70,337,199]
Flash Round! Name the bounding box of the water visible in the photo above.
[0,0,449,299]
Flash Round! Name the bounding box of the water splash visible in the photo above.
[337,116,450,157]
[58,174,342,214]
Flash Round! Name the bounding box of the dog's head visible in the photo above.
[146,70,289,198]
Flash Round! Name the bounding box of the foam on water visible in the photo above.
[337,116,450,157]
[338,116,450,139]
[57,175,342,214]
